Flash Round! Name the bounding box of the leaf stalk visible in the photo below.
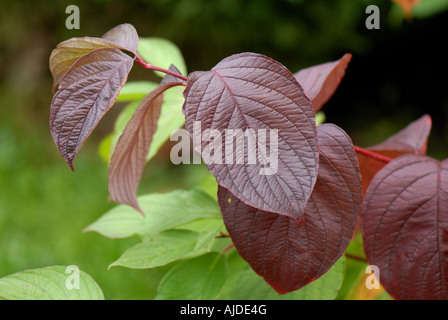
[354,146,393,163]
[134,53,188,82]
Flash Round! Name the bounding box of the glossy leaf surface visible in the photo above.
[184,52,318,221]
[219,124,361,294]
[294,53,352,112]
[362,154,448,300]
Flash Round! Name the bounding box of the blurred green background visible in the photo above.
[1,0,448,299]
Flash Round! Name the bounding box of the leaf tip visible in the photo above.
[423,113,432,126]
[82,224,96,234]
[290,214,306,226]
[339,53,353,71]
[343,53,353,61]
[127,199,146,217]
[136,206,146,217]
[271,285,293,295]
[68,160,75,172]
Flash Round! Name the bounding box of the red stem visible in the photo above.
[134,53,188,82]
[345,253,367,263]
[215,232,230,238]
[354,146,393,163]
[221,243,235,254]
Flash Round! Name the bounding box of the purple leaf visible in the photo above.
[219,124,362,294]
[101,23,139,53]
[50,38,121,91]
[183,52,318,221]
[357,114,432,196]
[362,154,448,300]
[49,24,139,91]
[50,47,134,170]
[368,114,431,153]
[108,77,184,214]
[294,53,352,112]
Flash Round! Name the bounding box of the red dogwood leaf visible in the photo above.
[362,154,448,300]
[50,39,111,91]
[183,52,319,221]
[294,53,352,112]
[49,24,138,90]
[50,47,134,170]
[101,23,139,53]
[108,74,184,214]
[357,114,431,195]
[219,124,362,294]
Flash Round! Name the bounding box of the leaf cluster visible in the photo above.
[43,24,447,300]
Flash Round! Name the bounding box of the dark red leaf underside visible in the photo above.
[184,52,318,221]
[357,114,431,196]
[362,154,448,300]
[219,124,361,294]
[294,53,352,112]
[50,47,134,170]
[108,75,184,214]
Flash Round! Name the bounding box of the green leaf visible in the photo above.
[215,250,250,299]
[197,173,219,200]
[155,252,229,300]
[171,217,224,250]
[315,111,326,126]
[110,229,200,269]
[336,232,367,299]
[98,132,114,164]
[138,37,187,78]
[228,256,345,300]
[117,81,159,102]
[170,218,225,260]
[176,218,223,234]
[196,223,224,251]
[0,266,104,300]
[84,189,221,239]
